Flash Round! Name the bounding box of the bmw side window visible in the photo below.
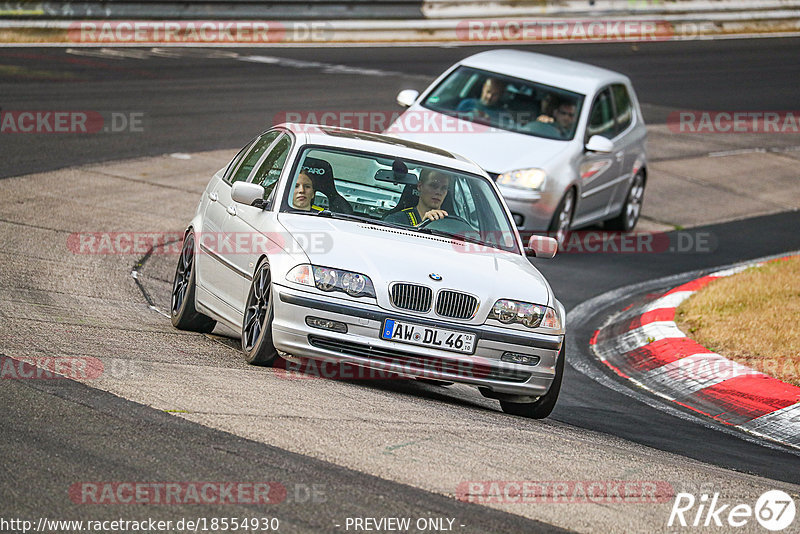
[252,135,291,199]
[454,178,479,228]
[228,131,280,184]
[586,88,615,140]
[223,142,253,182]
[612,84,633,133]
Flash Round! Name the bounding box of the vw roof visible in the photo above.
[459,49,630,95]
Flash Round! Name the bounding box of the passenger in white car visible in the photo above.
[291,171,323,212]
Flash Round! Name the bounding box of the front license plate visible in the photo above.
[381,319,476,354]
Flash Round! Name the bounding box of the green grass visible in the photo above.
[676,257,800,386]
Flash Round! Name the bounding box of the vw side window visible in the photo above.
[612,84,633,133]
[586,88,615,140]
[228,131,280,184]
[252,135,292,199]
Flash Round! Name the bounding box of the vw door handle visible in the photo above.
[226,205,237,216]
[615,151,625,162]
[208,191,218,202]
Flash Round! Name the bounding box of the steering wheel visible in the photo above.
[417,215,476,234]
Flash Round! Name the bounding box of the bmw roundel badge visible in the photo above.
[429,273,443,281]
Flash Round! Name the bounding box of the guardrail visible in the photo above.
[3,0,800,20]
[1,0,799,43]
[0,1,425,20]
[424,0,800,18]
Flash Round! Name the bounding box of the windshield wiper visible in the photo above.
[416,226,504,250]
[315,209,372,223]
[417,228,484,248]
[315,209,411,230]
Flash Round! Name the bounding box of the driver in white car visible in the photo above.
[384,169,450,226]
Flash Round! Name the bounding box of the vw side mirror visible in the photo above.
[526,235,558,259]
[585,135,614,153]
[396,89,420,108]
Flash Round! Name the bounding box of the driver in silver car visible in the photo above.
[384,169,450,226]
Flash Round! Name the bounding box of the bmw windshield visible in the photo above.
[280,146,521,254]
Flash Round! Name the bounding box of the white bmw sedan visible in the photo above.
[171,124,566,418]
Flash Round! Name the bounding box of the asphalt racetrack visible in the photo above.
[1,39,799,533]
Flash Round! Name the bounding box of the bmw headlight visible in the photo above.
[286,264,376,298]
[488,299,561,330]
[315,266,338,292]
[497,168,546,191]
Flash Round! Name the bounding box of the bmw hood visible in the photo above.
[387,109,572,174]
[276,214,554,319]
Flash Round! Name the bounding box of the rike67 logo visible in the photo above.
[668,490,796,531]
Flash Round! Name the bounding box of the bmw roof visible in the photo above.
[274,123,488,176]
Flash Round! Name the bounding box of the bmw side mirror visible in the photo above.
[585,135,614,153]
[231,181,267,208]
[396,89,420,108]
[526,235,558,259]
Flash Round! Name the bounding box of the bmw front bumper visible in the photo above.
[270,284,563,399]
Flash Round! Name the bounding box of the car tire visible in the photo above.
[242,259,279,366]
[171,231,216,333]
[606,171,645,232]
[499,339,565,419]
[548,189,575,249]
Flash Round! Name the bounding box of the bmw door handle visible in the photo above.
[208,191,218,202]
[615,151,625,162]
[226,205,237,216]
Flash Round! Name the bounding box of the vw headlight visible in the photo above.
[488,299,561,330]
[497,168,546,191]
